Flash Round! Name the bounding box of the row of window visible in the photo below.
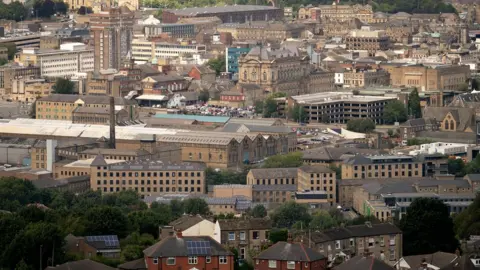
[96,179,202,185]
[96,170,201,177]
[255,179,296,185]
[100,186,201,193]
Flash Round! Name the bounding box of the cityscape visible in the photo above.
[0,0,480,270]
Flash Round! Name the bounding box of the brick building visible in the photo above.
[119,231,234,270]
[255,240,327,270]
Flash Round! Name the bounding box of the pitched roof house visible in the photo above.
[121,231,234,270]
[255,240,327,270]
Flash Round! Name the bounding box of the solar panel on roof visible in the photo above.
[86,235,119,248]
[186,240,211,255]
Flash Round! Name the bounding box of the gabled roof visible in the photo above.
[46,260,115,270]
[334,255,393,270]
[396,251,459,270]
[118,258,147,270]
[256,241,325,262]
[168,215,207,231]
[91,154,108,166]
[38,94,137,105]
[143,236,232,258]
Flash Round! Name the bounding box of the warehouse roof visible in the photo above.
[166,5,279,16]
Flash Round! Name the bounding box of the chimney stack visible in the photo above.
[109,96,116,149]
[287,232,293,243]
[176,229,183,238]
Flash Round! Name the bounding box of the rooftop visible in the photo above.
[107,159,206,171]
[291,92,395,105]
[256,241,325,262]
[249,168,298,179]
[63,157,125,168]
[166,5,279,16]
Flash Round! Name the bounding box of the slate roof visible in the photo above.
[256,241,325,262]
[143,236,232,257]
[310,223,402,243]
[168,215,206,231]
[415,179,470,188]
[334,255,393,270]
[398,251,459,270]
[423,107,475,132]
[91,154,108,166]
[465,174,480,182]
[46,260,115,270]
[221,123,292,134]
[118,258,147,270]
[219,218,272,230]
[299,165,334,174]
[249,168,298,179]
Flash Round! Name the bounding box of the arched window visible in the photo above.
[445,120,449,130]
[263,71,267,81]
[450,120,455,130]
[271,72,275,81]
[243,71,247,80]
[199,153,202,159]
[252,71,257,80]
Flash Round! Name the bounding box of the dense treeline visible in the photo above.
[0,178,211,269]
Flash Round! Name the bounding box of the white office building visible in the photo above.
[131,39,207,64]
[19,43,94,78]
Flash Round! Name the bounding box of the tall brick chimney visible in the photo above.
[109,95,116,149]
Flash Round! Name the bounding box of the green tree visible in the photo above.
[183,198,210,215]
[122,232,155,247]
[291,104,307,123]
[169,199,184,220]
[472,78,480,90]
[251,205,267,218]
[53,78,74,94]
[150,202,173,225]
[383,100,407,124]
[121,245,144,261]
[84,206,129,238]
[346,118,376,133]
[271,201,311,228]
[309,210,337,230]
[15,259,31,270]
[263,97,278,118]
[263,152,303,168]
[198,90,210,102]
[1,43,16,60]
[206,57,225,76]
[2,222,65,270]
[458,83,469,92]
[128,210,163,239]
[254,100,264,114]
[399,198,458,255]
[205,167,248,185]
[447,159,466,177]
[268,228,288,243]
[455,194,480,239]
[408,88,422,118]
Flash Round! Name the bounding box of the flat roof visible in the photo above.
[166,5,279,16]
[291,92,396,105]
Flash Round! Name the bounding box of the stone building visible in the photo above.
[316,3,374,23]
[343,69,390,88]
[35,94,138,122]
[237,46,316,104]
[216,21,305,41]
[345,30,390,56]
[382,64,471,91]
